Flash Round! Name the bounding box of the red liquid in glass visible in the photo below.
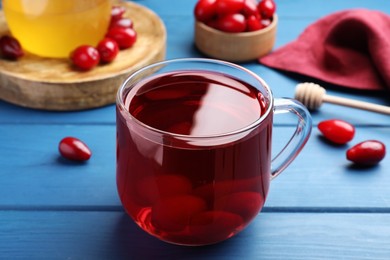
[116,70,272,245]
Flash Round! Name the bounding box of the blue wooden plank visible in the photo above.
[0,211,389,259]
[0,124,120,207]
[0,125,388,208]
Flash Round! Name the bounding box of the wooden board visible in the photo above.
[0,2,166,111]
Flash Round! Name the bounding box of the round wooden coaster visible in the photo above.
[0,1,166,111]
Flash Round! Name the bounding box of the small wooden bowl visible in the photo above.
[194,15,277,62]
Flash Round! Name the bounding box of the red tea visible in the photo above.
[116,70,272,245]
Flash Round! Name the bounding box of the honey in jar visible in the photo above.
[2,0,111,58]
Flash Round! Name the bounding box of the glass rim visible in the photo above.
[116,58,274,139]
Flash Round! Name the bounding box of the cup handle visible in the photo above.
[271,98,312,180]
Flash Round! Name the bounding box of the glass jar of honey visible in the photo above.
[2,0,111,58]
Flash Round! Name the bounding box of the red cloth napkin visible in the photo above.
[259,9,390,92]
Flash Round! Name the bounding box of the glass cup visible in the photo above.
[116,58,312,246]
[2,0,111,58]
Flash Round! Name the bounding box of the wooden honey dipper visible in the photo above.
[294,82,390,115]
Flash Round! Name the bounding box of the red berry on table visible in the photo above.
[257,0,276,19]
[0,35,24,60]
[246,15,264,31]
[97,38,119,63]
[318,119,355,145]
[70,45,100,71]
[110,18,134,29]
[59,137,92,161]
[111,5,126,22]
[106,27,137,49]
[215,0,245,16]
[216,13,246,33]
[194,0,217,23]
[346,140,386,166]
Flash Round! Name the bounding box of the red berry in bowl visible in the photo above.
[261,18,272,27]
[246,15,264,31]
[194,0,217,23]
[347,140,386,166]
[257,0,276,19]
[318,119,355,145]
[97,38,119,63]
[215,0,245,16]
[106,27,137,49]
[242,0,259,18]
[0,35,24,60]
[59,137,92,161]
[206,18,220,30]
[216,13,246,33]
[70,45,100,71]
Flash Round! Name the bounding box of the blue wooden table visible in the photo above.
[1,0,390,259]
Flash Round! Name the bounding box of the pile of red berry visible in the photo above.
[194,0,276,33]
[71,5,137,71]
